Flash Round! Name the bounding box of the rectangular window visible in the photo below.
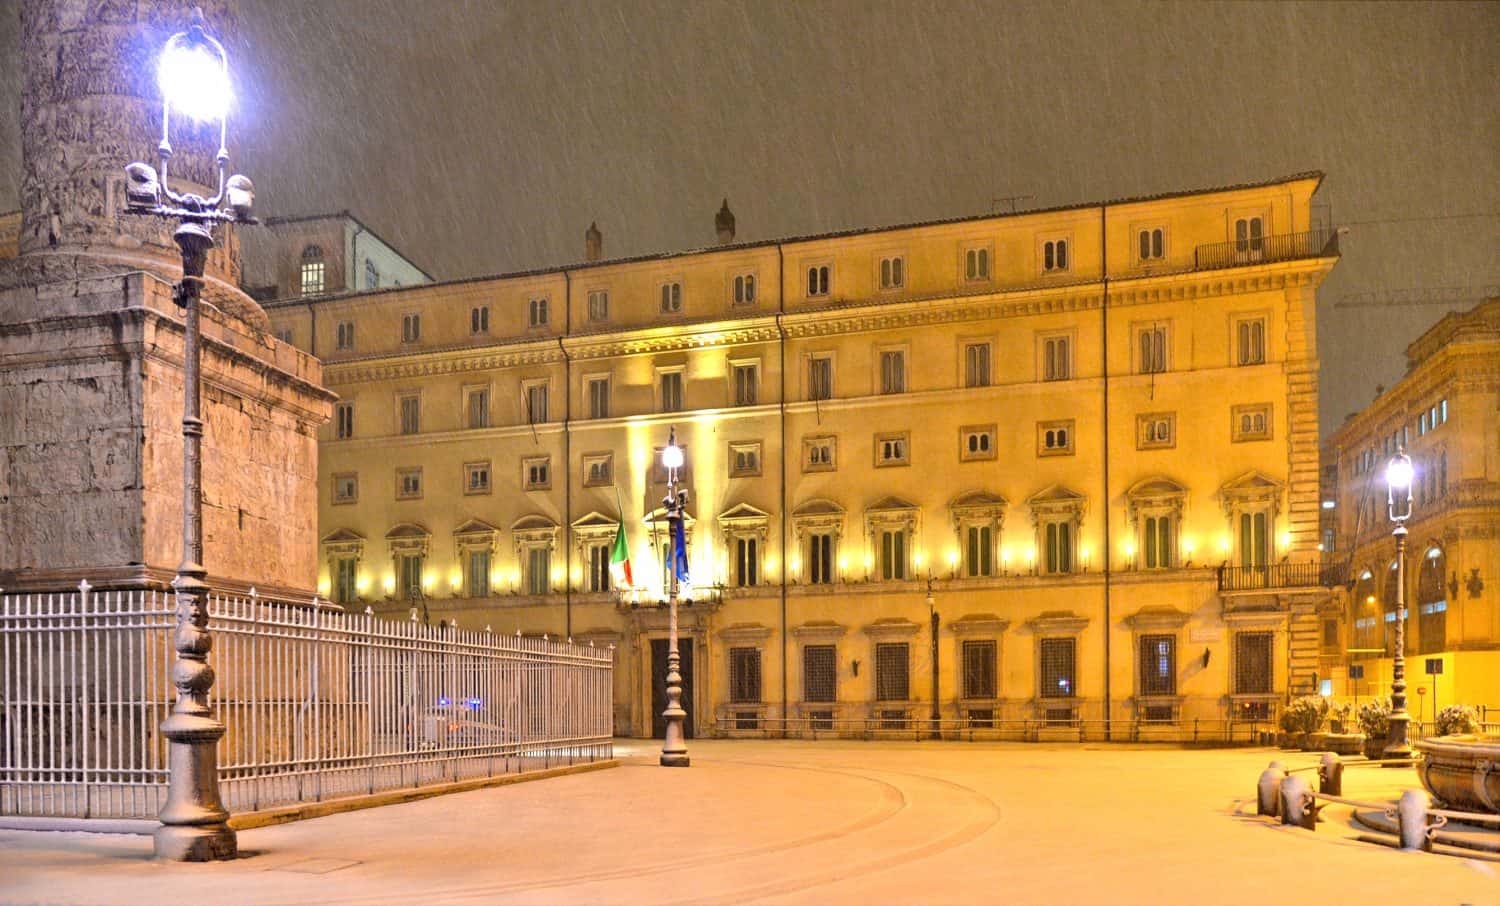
[300,261,325,296]
[396,467,422,500]
[1231,403,1272,442]
[731,273,757,306]
[1238,511,1270,568]
[464,461,491,495]
[1137,227,1165,262]
[1041,335,1071,381]
[397,554,424,598]
[961,425,996,462]
[1044,521,1073,574]
[1040,638,1076,698]
[962,640,997,699]
[732,363,758,406]
[1139,635,1176,696]
[582,453,612,488]
[806,264,831,298]
[1038,419,1075,456]
[365,260,379,289]
[808,533,834,584]
[879,350,906,394]
[803,645,837,702]
[803,436,836,472]
[471,306,490,335]
[1137,412,1174,450]
[659,371,684,412]
[587,289,609,322]
[965,524,993,577]
[525,383,549,424]
[526,548,550,596]
[336,320,355,350]
[275,328,294,345]
[402,313,420,344]
[334,557,358,605]
[467,550,491,598]
[660,281,683,314]
[730,648,762,703]
[586,377,610,420]
[1234,632,1273,694]
[875,432,910,467]
[335,402,354,440]
[398,394,420,435]
[734,537,759,587]
[878,255,905,290]
[523,456,551,491]
[1137,325,1167,374]
[808,355,833,401]
[879,529,907,580]
[586,542,610,593]
[965,247,991,281]
[466,388,490,429]
[1236,318,1266,365]
[1234,216,1265,256]
[1042,238,1069,273]
[528,297,549,328]
[1143,514,1174,568]
[875,643,910,701]
[729,441,762,478]
[332,472,358,505]
[964,342,991,388]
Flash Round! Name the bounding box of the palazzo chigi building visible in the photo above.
[260,173,1342,739]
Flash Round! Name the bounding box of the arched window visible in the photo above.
[300,245,325,296]
[1417,546,1447,654]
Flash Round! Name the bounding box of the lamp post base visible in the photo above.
[660,753,691,768]
[154,823,237,862]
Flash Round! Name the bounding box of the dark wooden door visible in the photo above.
[651,638,694,739]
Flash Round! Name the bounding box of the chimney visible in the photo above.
[585,221,602,262]
[715,199,735,245]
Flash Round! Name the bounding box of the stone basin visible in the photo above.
[1415,735,1500,814]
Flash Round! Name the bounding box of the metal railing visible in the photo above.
[710,715,1274,745]
[1193,229,1340,272]
[1217,561,1348,592]
[0,585,613,821]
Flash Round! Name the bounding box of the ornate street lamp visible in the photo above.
[1383,449,1415,763]
[121,7,256,862]
[659,428,690,767]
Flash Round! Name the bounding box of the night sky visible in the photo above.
[0,0,1495,435]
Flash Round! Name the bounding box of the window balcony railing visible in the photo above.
[1193,229,1340,272]
[1218,561,1349,592]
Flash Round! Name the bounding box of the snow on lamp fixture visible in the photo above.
[1386,451,1414,524]
[158,36,231,122]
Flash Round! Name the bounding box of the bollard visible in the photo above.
[1257,762,1286,817]
[1396,789,1431,852]
[1318,752,1343,796]
[1280,774,1315,830]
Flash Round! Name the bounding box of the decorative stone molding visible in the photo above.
[949,490,1007,533]
[1125,475,1188,524]
[1026,485,1087,525]
[511,514,559,553]
[453,518,500,556]
[1124,605,1193,630]
[948,613,1011,637]
[790,499,845,544]
[384,523,431,558]
[1026,610,1089,635]
[1218,470,1284,518]
[717,502,771,544]
[864,496,920,569]
[790,620,847,642]
[321,528,365,560]
[571,510,620,553]
[862,617,922,639]
[719,622,774,643]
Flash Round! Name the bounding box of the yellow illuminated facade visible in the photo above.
[1323,299,1500,716]
[267,173,1341,738]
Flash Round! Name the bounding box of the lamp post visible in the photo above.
[1383,449,1414,763]
[660,427,690,767]
[927,574,940,741]
[121,7,256,862]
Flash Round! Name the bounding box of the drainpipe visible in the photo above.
[561,271,572,639]
[1101,203,1112,741]
[776,244,789,738]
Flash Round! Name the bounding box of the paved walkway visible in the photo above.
[2,740,1496,905]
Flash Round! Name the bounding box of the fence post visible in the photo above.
[1279,774,1315,830]
[1257,762,1285,816]
[1318,753,1342,796]
[1396,789,1431,851]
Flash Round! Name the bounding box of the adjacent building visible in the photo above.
[1323,299,1500,714]
[262,173,1342,739]
[242,211,433,306]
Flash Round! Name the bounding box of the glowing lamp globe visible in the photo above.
[158,40,230,122]
[662,443,684,470]
[1385,456,1414,493]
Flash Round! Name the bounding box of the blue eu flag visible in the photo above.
[672,517,690,583]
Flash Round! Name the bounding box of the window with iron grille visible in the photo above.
[335,402,354,439]
[967,708,995,728]
[1141,705,1174,723]
[803,645,837,702]
[1039,638,1076,699]
[736,711,759,730]
[962,640,997,699]
[730,648,762,703]
[1234,632,1273,694]
[875,643,909,701]
[965,342,991,388]
[880,709,907,730]
[1138,635,1175,696]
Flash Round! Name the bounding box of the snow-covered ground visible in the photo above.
[1,740,1494,905]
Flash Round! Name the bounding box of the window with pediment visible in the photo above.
[950,491,1006,579]
[791,499,844,586]
[719,503,770,589]
[572,512,620,594]
[1127,476,1187,570]
[865,497,919,582]
[454,519,499,598]
[1219,471,1282,569]
[512,515,558,597]
[321,528,365,605]
[385,523,431,600]
[1027,486,1085,576]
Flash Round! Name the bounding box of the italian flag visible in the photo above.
[609,522,633,588]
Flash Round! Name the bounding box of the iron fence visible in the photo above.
[0,585,612,821]
[1193,229,1340,272]
[1217,561,1348,592]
